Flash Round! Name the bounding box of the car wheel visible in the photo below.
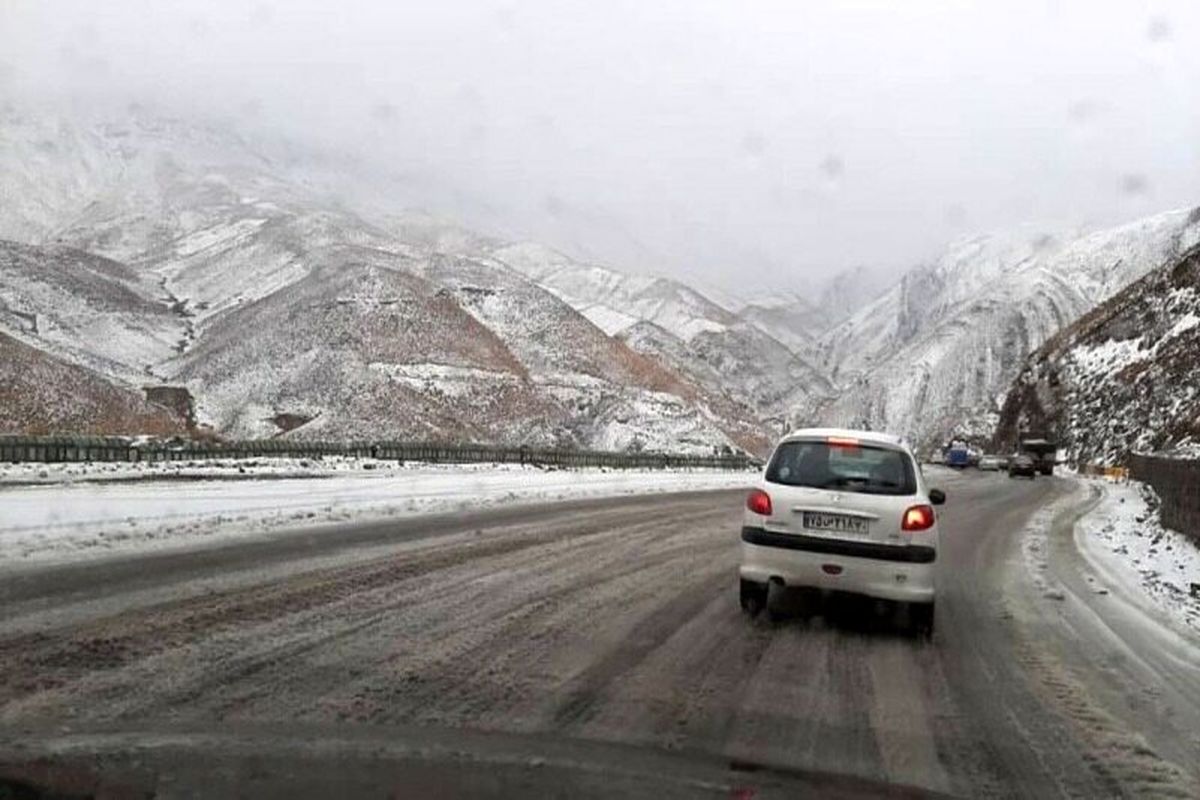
[910,601,935,639]
[740,579,767,617]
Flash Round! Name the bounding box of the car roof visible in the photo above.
[780,427,907,448]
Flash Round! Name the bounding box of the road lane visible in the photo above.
[1,471,1196,797]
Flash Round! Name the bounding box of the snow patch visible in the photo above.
[369,362,520,398]
[1075,479,1200,636]
[171,218,268,257]
[0,462,754,565]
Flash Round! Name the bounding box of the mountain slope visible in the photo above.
[621,320,834,433]
[995,242,1200,463]
[0,108,766,452]
[735,296,825,352]
[411,253,767,452]
[736,266,893,353]
[489,240,837,434]
[171,247,553,441]
[492,242,739,342]
[811,208,1200,447]
[0,331,184,436]
[0,239,181,382]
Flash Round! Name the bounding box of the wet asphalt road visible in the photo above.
[1,469,1198,798]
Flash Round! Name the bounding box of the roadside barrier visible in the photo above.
[0,435,756,471]
[1078,464,1130,481]
[1127,454,1200,546]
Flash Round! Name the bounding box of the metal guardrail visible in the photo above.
[1127,454,1200,545]
[0,435,755,471]
[1077,464,1130,480]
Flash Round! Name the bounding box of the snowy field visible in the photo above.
[1075,478,1200,636]
[0,457,449,486]
[0,461,755,565]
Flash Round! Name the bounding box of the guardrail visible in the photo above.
[1127,454,1200,546]
[0,435,756,471]
[1077,464,1130,480]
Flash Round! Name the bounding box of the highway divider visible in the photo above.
[0,435,757,471]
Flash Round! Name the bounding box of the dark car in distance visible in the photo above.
[1008,454,1037,479]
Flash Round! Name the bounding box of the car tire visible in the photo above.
[910,601,935,639]
[740,579,767,617]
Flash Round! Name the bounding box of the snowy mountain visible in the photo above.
[733,267,894,355]
[7,103,1197,455]
[0,330,183,436]
[817,265,894,329]
[995,237,1200,464]
[810,209,1200,448]
[622,320,834,431]
[0,239,181,383]
[487,241,841,433]
[491,242,739,342]
[0,106,767,452]
[734,296,825,353]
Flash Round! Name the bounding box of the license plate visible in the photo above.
[802,512,869,536]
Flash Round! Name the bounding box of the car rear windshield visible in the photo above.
[765,440,917,495]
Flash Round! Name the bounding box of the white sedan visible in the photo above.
[739,428,945,635]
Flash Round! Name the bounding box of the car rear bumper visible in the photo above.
[739,527,936,603]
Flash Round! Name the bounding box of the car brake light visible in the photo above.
[902,504,935,531]
[746,489,773,516]
[827,436,860,447]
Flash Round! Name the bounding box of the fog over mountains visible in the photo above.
[1,105,1196,456]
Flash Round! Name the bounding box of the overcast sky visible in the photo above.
[4,1,1199,291]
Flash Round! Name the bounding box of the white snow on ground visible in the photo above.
[576,303,640,336]
[0,457,417,486]
[0,462,755,565]
[1076,478,1200,636]
[368,362,521,398]
[171,218,268,257]
[1020,487,1083,601]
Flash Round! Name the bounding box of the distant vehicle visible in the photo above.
[1008,454,1037,479]
[978,455,1005,471]
[946,443,971,469]
[740,428,945,636]
[1019,437,1058,476]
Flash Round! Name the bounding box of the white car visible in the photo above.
[740,428,945,634]
[978,455,1005,471]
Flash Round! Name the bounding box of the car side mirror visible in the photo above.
[929,488,946,506]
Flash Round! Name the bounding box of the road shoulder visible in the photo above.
[1003,475,1200,795]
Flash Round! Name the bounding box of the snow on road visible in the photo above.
[1075,478,1200,636]
[0,461,754,565]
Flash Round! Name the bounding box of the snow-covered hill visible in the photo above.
[7,103,1197,456]
[735,296,825,353]
[0,107,766,453]
[0,330,183,436]
[811,209,1200,448]
[488,241,841,432]
[491,242,739,342]
[623,320,834,430]
[0,240,181,382]
[996,238,1200,464]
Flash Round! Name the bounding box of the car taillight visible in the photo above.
[746,489,773,516]
[902,504,935,531]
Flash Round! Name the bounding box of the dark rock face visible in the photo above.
[995,243,1200,464]
[143,385,196,430]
